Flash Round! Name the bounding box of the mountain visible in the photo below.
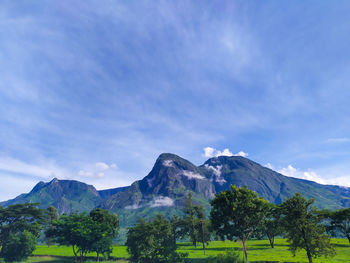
[1,153,350,225]
[0,178,118,214]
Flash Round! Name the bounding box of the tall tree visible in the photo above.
[194,205,210,255]
[44,206,59,247]
[210,185,268,262]
[280,193,335,263]
[89,208,120,262]
[183,193,198,248]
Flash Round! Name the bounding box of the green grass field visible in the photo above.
[18,238,349,262]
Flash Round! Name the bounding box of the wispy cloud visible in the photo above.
[203,147,248,158]
[324,138,350,144]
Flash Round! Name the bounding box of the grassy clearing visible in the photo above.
[30,238,350,262]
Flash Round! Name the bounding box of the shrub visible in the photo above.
[2,230,36,262]
[205,250,242,263]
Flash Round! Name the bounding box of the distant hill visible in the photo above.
[1,153,350,226]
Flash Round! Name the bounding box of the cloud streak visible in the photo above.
[203,147,248,158]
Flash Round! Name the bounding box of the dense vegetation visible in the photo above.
[0,186,349,262]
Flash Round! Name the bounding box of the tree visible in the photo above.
[44,206,59,247]
[194,205,210,255]
[46,213,92,262]
[126,214,187,263]
[47,209,120,263]
[2,230,36,262]
[280,193,335,263]
[170,214,184,245]
[326,208,350,244]
[210,185,268,262]
[89,208,120,262]
[261,203,283,248]
[0,203,44,262]
[183,193,198,248]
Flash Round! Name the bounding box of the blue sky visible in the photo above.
[1,0,350,200]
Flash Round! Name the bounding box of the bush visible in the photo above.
[205,250,242,263]
[2,230,36,262]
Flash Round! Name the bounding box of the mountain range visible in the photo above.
[1,153,350,227]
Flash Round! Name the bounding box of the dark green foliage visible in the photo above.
[280,193,335,263]
[47,209,119,262]
[2,230,36,262]
[205,250,242,263]
[126,214,187,263]
[0,203,43,262]
[44,206,59,246]
[89,208,120,261]
[210,185,268,261]
[326,208,350,244]
[260,203,283,248]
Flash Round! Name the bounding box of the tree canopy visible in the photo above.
[280,193,335,263]
[126,214,186,263]
[210,185,268,261]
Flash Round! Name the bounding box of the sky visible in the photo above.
[1,0,350,201]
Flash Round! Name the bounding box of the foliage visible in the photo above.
[205,250,241,263]
[326,208,350,244]
[280,193,335,263]
[210,185,268,261]
[0,203,44,261]
[44,206,59,247]
[2,230,36,262]
[126,214,187,263]
[89,208,120,261]
[259,203,283,248]
[47,209,119,262]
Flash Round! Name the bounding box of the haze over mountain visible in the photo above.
[1,153,349,226]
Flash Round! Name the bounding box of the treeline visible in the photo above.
[0,186,349,263]
[125,186,350,263]
[0,205,119,262]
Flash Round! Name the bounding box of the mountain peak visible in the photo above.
[50,178,59,184]
[156,153,182,161]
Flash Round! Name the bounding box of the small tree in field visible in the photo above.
[126,215,187,263]
[210,185,268,262]
[280,193,335,263]
[262,203,283,248]
[47,210,119,263]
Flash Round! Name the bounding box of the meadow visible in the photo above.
[25,238,350,263]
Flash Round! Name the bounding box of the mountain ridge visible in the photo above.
[1,153,350,225]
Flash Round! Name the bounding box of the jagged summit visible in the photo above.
[1,153,350,225]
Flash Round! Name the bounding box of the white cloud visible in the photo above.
[150,196,174,207]
[325,138,350,143]
[205,164,226,185]
[0,173,39,201]
[278,165,326,184]
[181,170,205,180]
[265,163,274,170]
[203,147,248,158]
[125,203,141,210]
[77,161,118,179]
[0,157,67,179]
[96,162,109,171]
[163,160,174,167]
